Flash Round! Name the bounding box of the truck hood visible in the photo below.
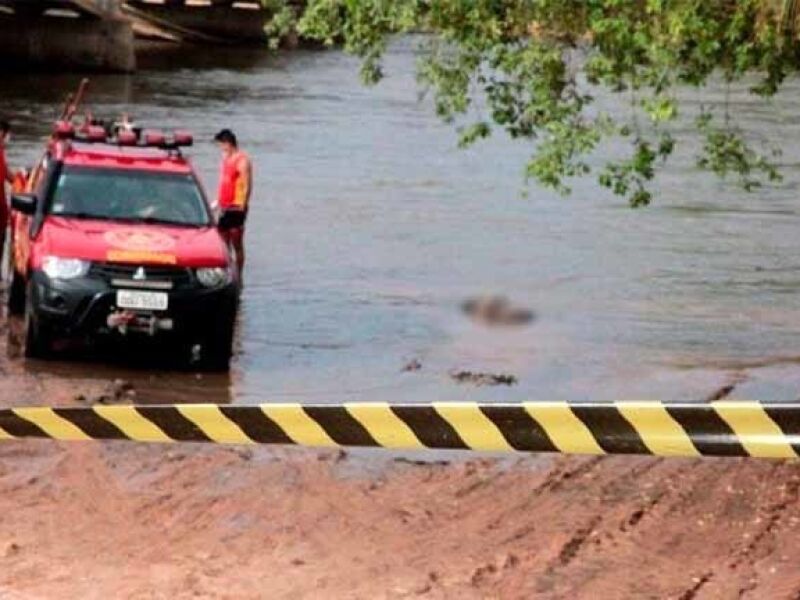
[34,217,230,268]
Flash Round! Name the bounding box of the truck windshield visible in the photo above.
[49,167,210,227]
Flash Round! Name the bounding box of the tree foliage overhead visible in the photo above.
[298,1,800,206]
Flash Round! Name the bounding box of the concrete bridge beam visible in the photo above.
[0,6,135,72]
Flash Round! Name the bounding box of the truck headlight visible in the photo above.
[195,267,231,288]
[42,256,91,280]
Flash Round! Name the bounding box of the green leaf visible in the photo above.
[300,0,799,206]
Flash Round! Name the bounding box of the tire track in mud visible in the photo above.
[618,487,668,534]
[526,458,680,596]
[484,456,606,533]
[529,455,605,494]
[661,459,738,517]
[609,459,703,536]
[598,457,664,500]
[531,458,715,598]
[613,460,719,599]
[532,515,604,595]
[722,464,800,599]
[457,457,613,598]
[678,571,714,600]
[535,456,607,495]
[555,516,603,568]
[662,462,800,600]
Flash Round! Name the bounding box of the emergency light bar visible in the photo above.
[49,82,195,154]
[54,121,75,140]
[53,119,194,152]
[115,130,191,150]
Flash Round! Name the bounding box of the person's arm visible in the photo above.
[239,155,252,204]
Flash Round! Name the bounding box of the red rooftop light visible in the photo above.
[143,129,166,147]
[84,125,107,142]
[173,130,193,147]
[54,120,75,139]
[117,130,138,146]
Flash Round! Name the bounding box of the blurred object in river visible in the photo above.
[402,359,423,373]
[461,295,534,327]
[449,370,518,387]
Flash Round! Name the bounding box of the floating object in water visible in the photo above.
[462,295,534,326]
[402,359,423,373]
[449,370,518,387]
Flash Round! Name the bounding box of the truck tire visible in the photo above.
[23,283,52,359]
[7,270,26,316]
[199,317,235,371]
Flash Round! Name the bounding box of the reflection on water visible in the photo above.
[4,315,233,406]
[4,39,800,403]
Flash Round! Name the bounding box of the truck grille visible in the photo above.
[89,262,194,290]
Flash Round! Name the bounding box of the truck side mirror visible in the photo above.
[218,209,245,231]
[11,193,37,216]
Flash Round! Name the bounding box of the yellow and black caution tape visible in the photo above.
[0,402,798,459]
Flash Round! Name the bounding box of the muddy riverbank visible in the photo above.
[2,438,800,599]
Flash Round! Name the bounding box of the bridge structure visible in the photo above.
[124,0,274,45]
[0,0,135,71]
[0,0,288,72]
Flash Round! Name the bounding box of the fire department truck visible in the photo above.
[8,85,243,370]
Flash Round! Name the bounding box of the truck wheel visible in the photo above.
[7,270,25,316]
[199,317,235,371]
[23,284,52,359]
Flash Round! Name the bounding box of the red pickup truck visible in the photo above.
[8,122,243,370]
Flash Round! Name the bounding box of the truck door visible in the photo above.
[12,153,48,277]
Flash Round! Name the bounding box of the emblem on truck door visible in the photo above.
[133,267,146,281]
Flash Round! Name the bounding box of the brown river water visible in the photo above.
[3,39,800,405]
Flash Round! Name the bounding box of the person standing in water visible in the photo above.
[214,129,252,276]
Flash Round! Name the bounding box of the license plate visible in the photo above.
[116,290,169,311]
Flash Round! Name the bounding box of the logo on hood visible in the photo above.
[104,230,176,252]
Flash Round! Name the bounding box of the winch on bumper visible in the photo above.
[28,264,238,340]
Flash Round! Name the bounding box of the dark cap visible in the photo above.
[0,120,10,134]
[213,128,237,146]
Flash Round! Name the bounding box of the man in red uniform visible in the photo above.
[214,129,252,276]
[0,120,15,270]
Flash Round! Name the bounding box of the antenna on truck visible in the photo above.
[59,78,90,122]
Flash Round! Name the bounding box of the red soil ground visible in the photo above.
[1,439,800,599]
